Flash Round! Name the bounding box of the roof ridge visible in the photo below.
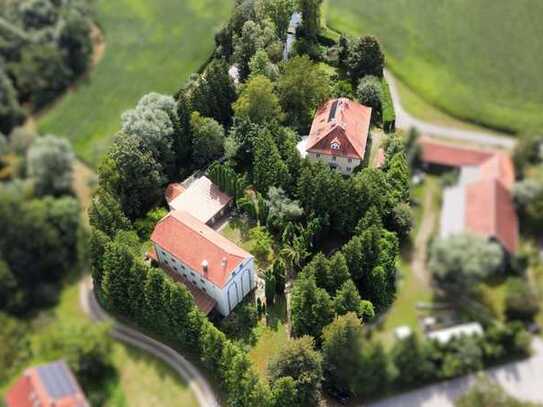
[170,211,248,260]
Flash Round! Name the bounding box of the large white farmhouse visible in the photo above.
[150,209,255,317]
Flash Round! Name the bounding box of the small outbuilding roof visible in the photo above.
[427,322,484,344]
[168,176,232,224]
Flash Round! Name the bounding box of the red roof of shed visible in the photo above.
[306,98,372,160]
[465,178,519,253]
[419,136,496,167]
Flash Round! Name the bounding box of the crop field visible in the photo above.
[38,0,232,166]
[326,0,543,133]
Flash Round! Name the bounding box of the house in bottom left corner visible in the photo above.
[5,360,89,407]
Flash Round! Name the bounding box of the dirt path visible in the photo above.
[411,183,437,284]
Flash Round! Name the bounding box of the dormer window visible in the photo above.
[331,142,340,150]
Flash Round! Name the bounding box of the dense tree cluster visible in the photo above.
[0,0,95,134]
[89,1,413,405]
[0,134,81,315]
[429,233,504,298]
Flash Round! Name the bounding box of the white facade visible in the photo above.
[306,151,361,175]
[153,243,256,316]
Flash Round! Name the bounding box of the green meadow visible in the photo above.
[38,0,232,166]
[326,0,543,133]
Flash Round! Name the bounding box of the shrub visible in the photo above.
[505,278,540,322]
[356,76,383,124]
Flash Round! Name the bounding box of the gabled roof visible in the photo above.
[5,361,88,407]
[306,98,372,160]
[169,176,232,224]
[422,136,519,254]
[419,136,496,167]
[465,178,519,254]
[151,210,251,288]
[479,152,515,190]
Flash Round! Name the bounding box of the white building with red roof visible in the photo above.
[150,210,255,316]
[167,176,233,226]
[299,98,372,175]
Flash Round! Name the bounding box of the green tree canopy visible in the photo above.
[277,55,331,131]
[233,75,282,124]
[322,313,365,395]
[27,134,74,197]
[290,272,334,338]
[348,35,385,81]
[268,336,323,407]
[190,112,225,168]
[429,234,504,295]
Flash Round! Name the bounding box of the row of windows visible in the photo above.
[315,153,353,163]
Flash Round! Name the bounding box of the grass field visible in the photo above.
[0,280,198,407]
[248,296,289,378]
[325,0,543,133]
[38,0,232,166]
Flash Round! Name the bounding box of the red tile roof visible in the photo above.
[374,147,386,168]
[465,179,519,253]
[419,136,496,167]
[306,98,372,160]
[150,210,251,288]
[419,137,518,253]
[479,152,515,190]
[5,361,88,407]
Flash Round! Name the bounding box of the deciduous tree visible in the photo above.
[322,313,365,395]
[233,75,282,124]
[190,112,225,168]
[27,135,74,197]
[268,336,323,407]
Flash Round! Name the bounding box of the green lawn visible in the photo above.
[248,296,289,378]
[1,279,198,407]
[372,176,440,348]
[38,0,232,166]
[325,0,543,133]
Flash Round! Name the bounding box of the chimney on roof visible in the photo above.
[221,257,227,274]
[202,260,208,276]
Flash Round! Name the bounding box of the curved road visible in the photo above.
[79,278,220,407]
[384,69,516,150]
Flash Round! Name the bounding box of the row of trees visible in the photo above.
[0,0,95,134]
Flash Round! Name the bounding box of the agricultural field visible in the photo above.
[325,0,543,133]
[38,0,232,166]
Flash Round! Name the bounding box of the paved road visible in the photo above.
[366,338,543,407]
[384,70,516,150]
[79,278,220,407]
